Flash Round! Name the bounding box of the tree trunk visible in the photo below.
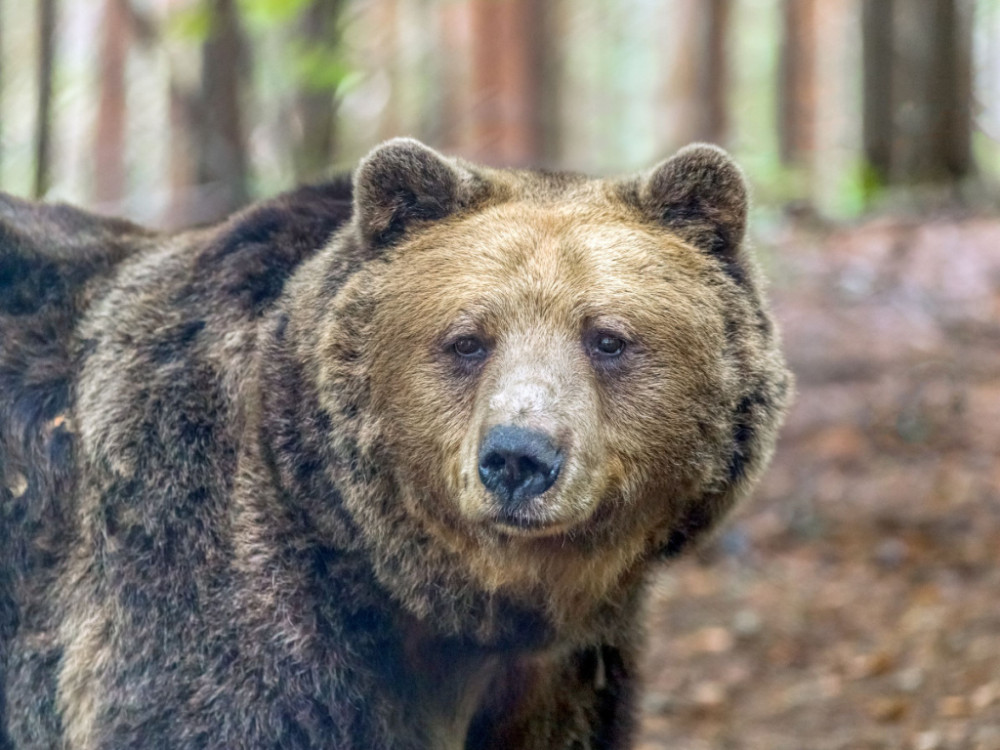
[470,0,554,166]
[435,0,471,151]
[94,0,130,206]
[661,0,730,149]
[698,0,730,146]
[33,0,57,198]
[164,83,196,228]
[862,0,973,186]
[861,0,894,185]
[374,0,401,141]
[195,0,250,220]
[893,0,972,182]
[778,0,817,166]
[292,0,345,182]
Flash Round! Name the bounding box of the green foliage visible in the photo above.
[859,161,886,206]
[167,5,212,41]
[238,0,314,31]
[291,42,357,94]
[164,0,356,95]
[829,162,870,218]
[167,0,314,41]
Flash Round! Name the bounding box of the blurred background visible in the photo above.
[2,1,999,748]
[1,0,999,225]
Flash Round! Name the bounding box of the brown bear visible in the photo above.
[0,138,791,749]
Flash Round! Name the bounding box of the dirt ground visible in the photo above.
[637,216,1000,750]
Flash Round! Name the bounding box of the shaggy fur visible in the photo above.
[0,140,790,749]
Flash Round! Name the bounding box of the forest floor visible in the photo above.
[636,214,1000,750]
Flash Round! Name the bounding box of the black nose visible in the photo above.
[478,426,562,506]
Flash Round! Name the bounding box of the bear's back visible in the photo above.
[0,178,354,556]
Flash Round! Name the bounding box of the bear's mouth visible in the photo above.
[486,505,576,537]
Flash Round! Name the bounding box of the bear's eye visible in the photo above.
[591,334,626,358]
[452,336,487,359]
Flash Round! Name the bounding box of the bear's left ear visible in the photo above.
[640,144,748,261]
[353,138,476,249]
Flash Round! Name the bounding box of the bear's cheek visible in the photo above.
[362,341,487,529]
[378,376,472,504]
[589,344,731,503]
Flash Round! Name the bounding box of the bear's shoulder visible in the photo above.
[187,176,354,316]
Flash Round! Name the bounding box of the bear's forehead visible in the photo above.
[375,200,719,336]
[393,200,702,282]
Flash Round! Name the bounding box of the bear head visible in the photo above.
[273,138,790,641]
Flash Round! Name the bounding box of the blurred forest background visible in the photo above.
[1,0,999,226]
[3,1,1000,748]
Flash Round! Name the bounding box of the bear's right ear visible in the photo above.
[353,138,475,249]
[639,144,749,265]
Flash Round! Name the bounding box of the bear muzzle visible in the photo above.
[477,425,564,529]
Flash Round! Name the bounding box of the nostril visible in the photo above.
[517,455,539,477]
[482,452,506,473]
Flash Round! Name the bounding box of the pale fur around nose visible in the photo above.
[479,331,598,462]
[474,340,608,529]
[483,334,580,437]
[488,378,557,424]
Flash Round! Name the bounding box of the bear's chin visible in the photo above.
[451,470,606,539]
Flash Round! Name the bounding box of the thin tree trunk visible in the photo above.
[293,0,345,182]
[165,82,197,228]
[159,0,198,227]
[661,0,729,149]
[698,0,730,146]
[892,0,972,182]
[778,0,817,166]
[33,0,57,198]
[94,0,130,205]
[471,0,551,166]
[662,0,701,150]
[862,0,973,186]
[861,0,893,185]
[195,0,249,219]
[374,0,401,141]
